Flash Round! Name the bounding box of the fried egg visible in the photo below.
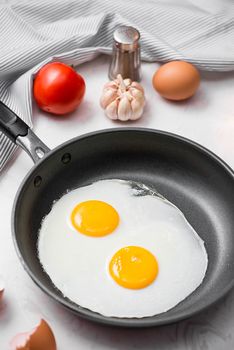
[38,180,208,318]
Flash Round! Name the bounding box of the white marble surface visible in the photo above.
[1,56,234,349]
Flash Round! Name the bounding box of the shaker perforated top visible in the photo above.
[113,26,140,49]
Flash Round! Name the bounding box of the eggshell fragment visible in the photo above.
[152,61,200,101]
[0,289,4,301]
[0,278,4,301]
[10,319,56,350]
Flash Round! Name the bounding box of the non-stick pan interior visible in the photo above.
[13,129,234,327]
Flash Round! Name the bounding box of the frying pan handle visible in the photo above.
[0,101,50,163]
[0,101,28,141]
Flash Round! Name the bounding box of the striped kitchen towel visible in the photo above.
[0,0,234,170]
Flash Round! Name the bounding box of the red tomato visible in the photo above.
[33,62,86,115]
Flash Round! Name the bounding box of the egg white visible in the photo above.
[38,180,208,318]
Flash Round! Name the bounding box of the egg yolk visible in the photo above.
[109,246,158,289]
[71,200,119,237]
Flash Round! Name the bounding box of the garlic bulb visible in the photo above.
[100,74,145,121]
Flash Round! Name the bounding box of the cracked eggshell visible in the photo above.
[10,319,56,350]
[0,277,4,301]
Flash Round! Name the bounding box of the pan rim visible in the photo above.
[11,127,234,327]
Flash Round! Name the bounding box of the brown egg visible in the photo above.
[10,319,57,350]
[152,61,200,101]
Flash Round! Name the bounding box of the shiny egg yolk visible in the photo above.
[71,200,119,237]
[109,246,158,289]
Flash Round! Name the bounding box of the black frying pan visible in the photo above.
[1,100,234,327]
